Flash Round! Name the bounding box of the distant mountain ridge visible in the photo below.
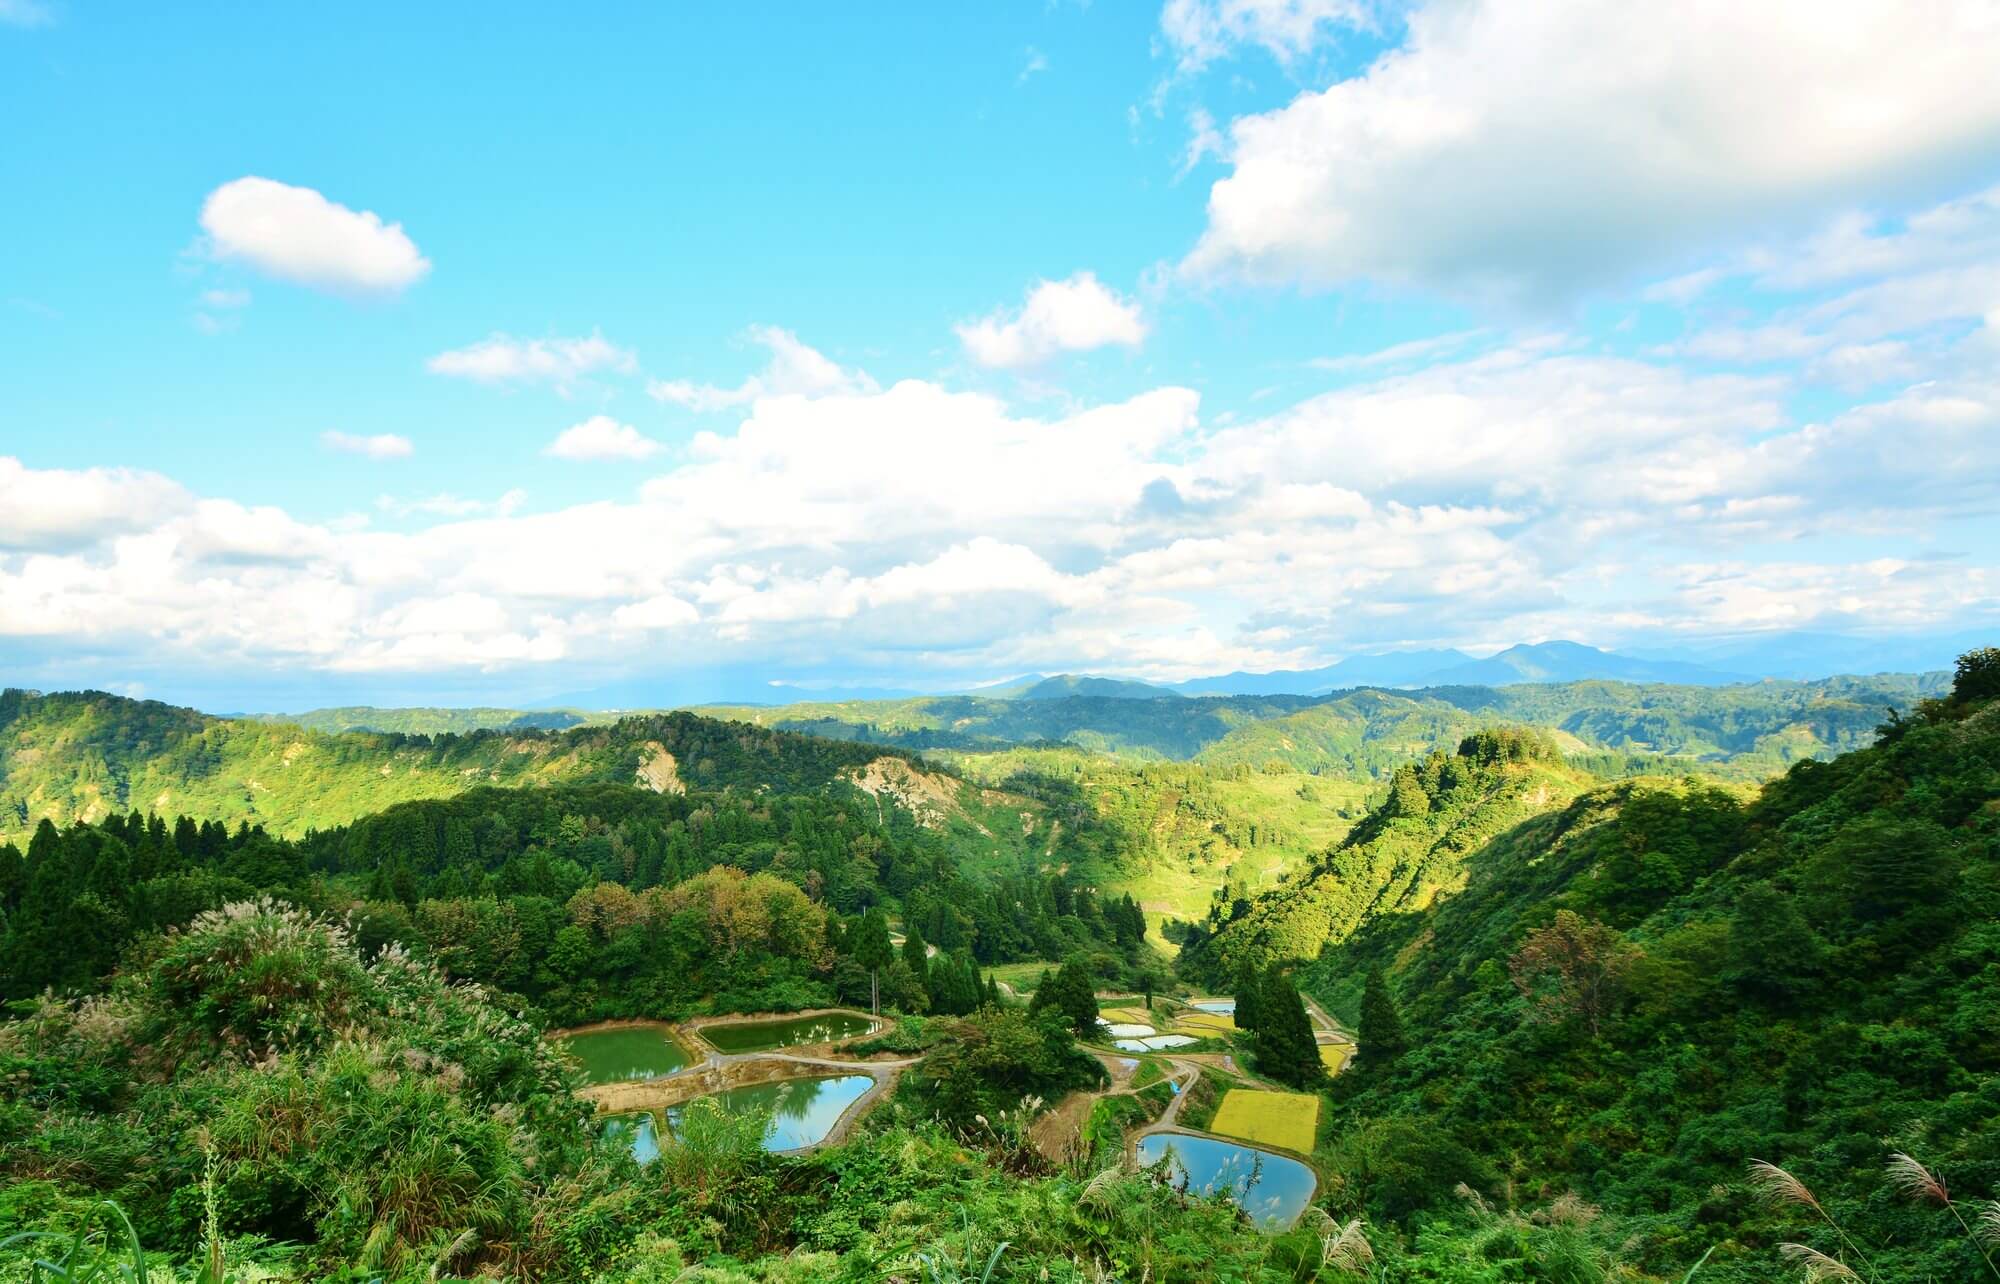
[1418,640,1743,687]
[1009,675,1184,701]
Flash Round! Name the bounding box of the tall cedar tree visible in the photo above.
[1234,957,1266,1035]
[1358,966,1408,1069]
[902,920,930,991]
[853,907,895,1016]
[1031,957,1100,1038]
[1254,969,1325,1089]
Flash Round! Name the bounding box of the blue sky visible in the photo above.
[4,1,2000,709]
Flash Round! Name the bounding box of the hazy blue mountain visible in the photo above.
[1172,648,1474,695]
[1418,640,1743,686]
[1010,674,1184,700]
[1623,628,1996,680]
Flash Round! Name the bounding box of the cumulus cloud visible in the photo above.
[0,458,190,551]
[544,416,663,461]
[8,325,1996,686]
[956,273,1148,368]
[1184,0,2000,300]
[648,326,876,410]
[426,332,637,385]
[321,431,414,459]
[198,177,430,295]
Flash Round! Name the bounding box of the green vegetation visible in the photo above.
[0,775,1159,1020]
[251,706,599,735]
[3,653,1996,1281]
[701,671,1943,775]
[1239,968,1324,1090]
[1187,649,2000,1279]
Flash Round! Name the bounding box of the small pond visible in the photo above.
[669,1073,876,1152]
[702,1012,874,1054]
[1135,1133,1317,1229]
[559,1025,694,1085]
[601,1112,663,1165]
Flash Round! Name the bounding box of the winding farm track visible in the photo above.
[1028,1051,1203,1166]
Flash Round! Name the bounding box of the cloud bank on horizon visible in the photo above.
[4,0,2000,705]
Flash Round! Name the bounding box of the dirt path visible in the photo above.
[1028,1053,1202,1166]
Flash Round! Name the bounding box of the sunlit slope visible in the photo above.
[0,689,1048,869]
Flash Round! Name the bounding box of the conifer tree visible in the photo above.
[1254,969,1325,1089]
[853,908,894,1016]
[902,920,930,992]
[1234,957,1266,1035]
[1031,956,1100,1038]
[1359,966,1408,1069]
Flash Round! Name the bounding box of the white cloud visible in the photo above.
[377,490,527,518]
[1018,46,1049,84]
[956,273,1149,368]
[1178,107,1228,179]
[199,288,251,309]
[0,457,190,551]
[198,177,430,295]
[1160,0,1371,73]
[1184,0,2000,299]
[544,416,663,461]
[1662,186,2000,385]
[648,326,876,410]
[426,332,637,385]
[1308,329,1487,372]
[321,431,414,459]
[6,331,1997,682]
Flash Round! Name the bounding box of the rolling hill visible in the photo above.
[0,688,1052,873]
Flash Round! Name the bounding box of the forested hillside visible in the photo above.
[0,690,1044,865]
[0,771,1152,1022]
[702,672,1942,776]
[251,705,597,735]
[1186,648,2000,1280]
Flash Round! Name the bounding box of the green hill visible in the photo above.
[0,689,1043,872]
[698,673,1942,778]
[250,705,602,735]
[1184,651,2000,1279]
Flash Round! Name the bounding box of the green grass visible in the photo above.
[984,961,1059,996]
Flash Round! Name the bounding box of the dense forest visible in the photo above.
[701,672,1942,774]
[0,652,1993,1281]
[0,778,1154,1024]
[1189,649,2000,1280]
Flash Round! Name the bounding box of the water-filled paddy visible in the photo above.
[1114,1034,1198,1051]
[1190,999,1236,1014]
[1135,1133,1316,1229]
[701,1012,874,1053]
[601,1112,663,1164]
[670,1073,875,1151]
[559,1025,694,1084]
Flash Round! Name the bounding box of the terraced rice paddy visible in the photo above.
[669,1073,875,1151]
[1208,1088,1320,1154]
[1135,1133,1317,1229]
[700,1012,873,1053]
[1097,1003,1228,1050]
[558,1025,694,1084]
